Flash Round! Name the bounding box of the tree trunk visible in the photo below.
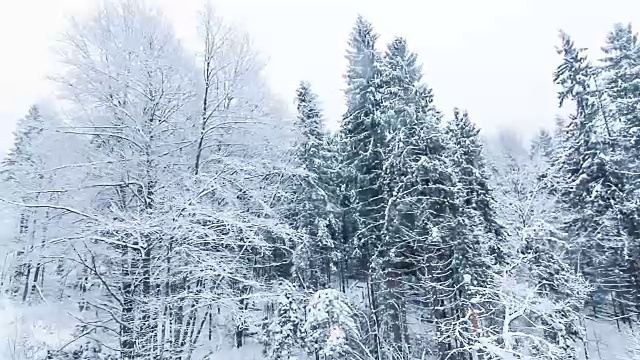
[21,212,38,302]
[141,242,154,357]
[367,273,382,360]
[386,268,405,360]
[21,263,32,302]
[611,292,621,331]
[121,246,136,360]
[235,296,246,348]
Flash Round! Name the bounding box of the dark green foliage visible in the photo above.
[600,23,640,320]
[339,16,386,276]
[261,284,306,359]
[553,29,634,323]
[288,81,339,290]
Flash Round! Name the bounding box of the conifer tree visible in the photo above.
[338,15,386,358]
[554,31,629,320]
[601,23,640,135]
[303,289,371,360]
[600,23,640,313]
[530,129,554,161]
[375,37,426,359]
[261,283,305,360]
[339,15,385,275]
[289,81,339,290]
[429,109,504,359]
[446,110,504,243]
[2,105,64,302]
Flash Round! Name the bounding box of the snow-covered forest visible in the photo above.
[2,1,640,359]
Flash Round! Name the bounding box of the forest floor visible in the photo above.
[0,294,632,360]
[0,203,632,360]
[581,318,632,360]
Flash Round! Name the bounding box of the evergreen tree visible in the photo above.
[303,289,371,360]
[600,23,640,314]
[3,106,46,182]
[322,132,349,291]
[2,105,62,302]
[289,81,339,290]
[423,109,504,360]
[601,23,640,135]
[446,109,504,243]
[530,128,554,161]
[405,90,457,359]
[339,15,385,275]
[375,37,428,359]
[338,15,386,358]
[295,81,324,160]
[261,283,306,360]
[374,36,455,359]
[553,31,629,321]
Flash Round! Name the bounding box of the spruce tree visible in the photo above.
[303,289,370,360]
[289,81,339,290]
[600,23,640,313]
[530,129,554,161]
[261,284,305,360]
[375,37,430,359]
[434,109,504,359]
[339,15,385,276]
[553,31,628,321]
[601,23,640,132]
[446,109,504,253]
[338,15,386,358]
[2,105,57,302]
[322,132,349,291]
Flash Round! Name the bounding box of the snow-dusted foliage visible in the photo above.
[465,258,591,359]
[2,1,296,359]
[287,81,341,291]
[261,282,306,360]
[303,289,370,360]
[3,5,640,360]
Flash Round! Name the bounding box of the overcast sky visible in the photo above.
[2,0,640,155]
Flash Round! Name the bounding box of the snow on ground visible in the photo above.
[0,213,633,360]
[0,201,16,290]
[0,286,633,360]
[196,341,266,360]
[0,296,77,360]
[0,203,78,360]
[579,318,634,360]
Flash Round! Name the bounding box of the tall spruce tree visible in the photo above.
[2,106,47,301]
[553,31,629,321]
[1,105,62,302]
[339,15,385,275]
[289,81,340,290]
[432,109,504,359]
[375,37,429,359]
[261,283,306,360]
[446,110,503,244]
[406,88,457,359]
[600,23,640,314]
[338,15,386,359]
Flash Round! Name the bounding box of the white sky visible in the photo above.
[1,0,640,155]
